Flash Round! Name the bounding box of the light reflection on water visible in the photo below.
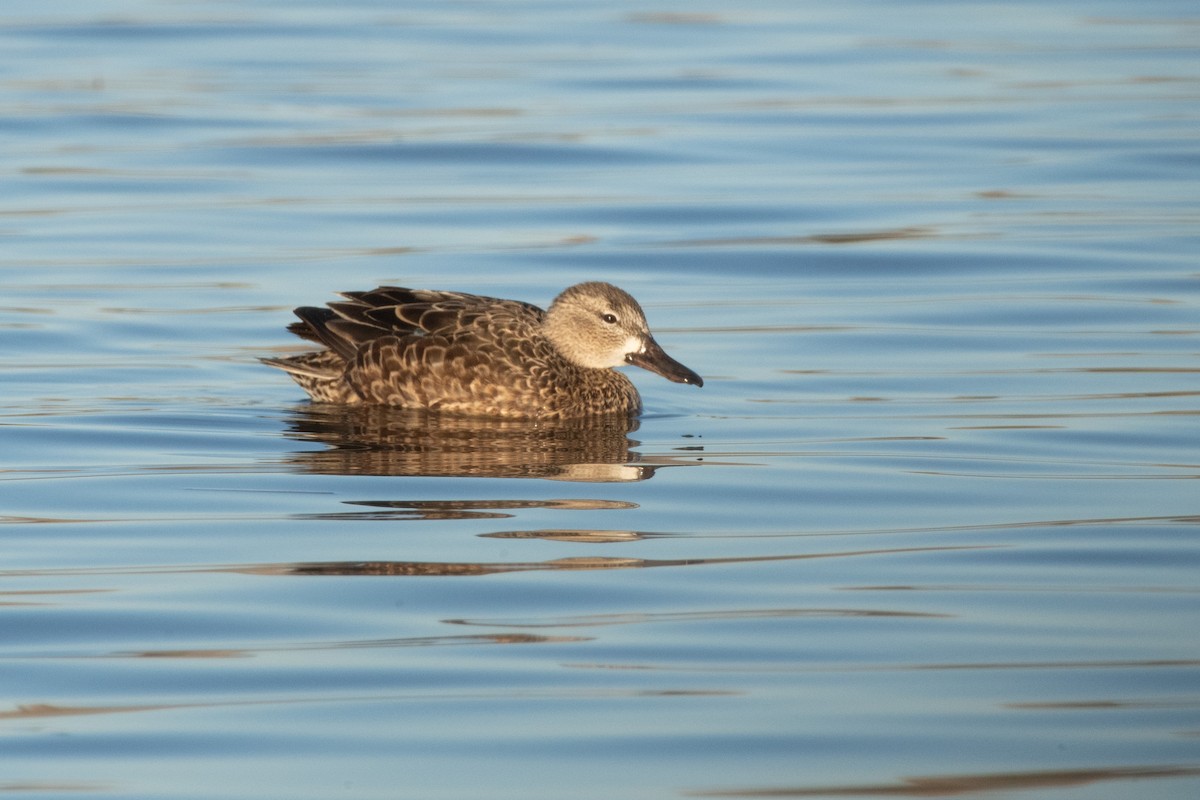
[275,406,668,482]
[1,1,1199,798]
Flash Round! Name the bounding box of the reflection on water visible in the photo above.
[691,766,1200,798]
[481,528,655,542]
[447,607,950,628]
[278,404,692,482]
[309,497,639,523]
[244,544,988,578]
[664,226,939,248]
[117,632,587,660]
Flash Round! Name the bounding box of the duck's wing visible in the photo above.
[287,287,545,360]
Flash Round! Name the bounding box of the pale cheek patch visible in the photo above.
[624,335,645,356]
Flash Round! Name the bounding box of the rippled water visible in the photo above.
[2,1,1198,798]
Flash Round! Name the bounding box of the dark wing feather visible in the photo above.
[336,288,545,338]
[288,306,377,360]
[286,307,332,345]
[285,286,546,351]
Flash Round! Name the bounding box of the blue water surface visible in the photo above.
[1,2,1198,798]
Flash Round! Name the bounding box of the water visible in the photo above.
[2,1,1198,797]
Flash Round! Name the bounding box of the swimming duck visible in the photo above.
[262,282,702,418]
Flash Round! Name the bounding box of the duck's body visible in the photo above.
[262,282,702,418]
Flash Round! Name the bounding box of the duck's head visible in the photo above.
[544,282,703,387]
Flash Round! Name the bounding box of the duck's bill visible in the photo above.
[626,337,704,387]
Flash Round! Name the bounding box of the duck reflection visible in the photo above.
[277,405,662,482]
[241,544,986,579]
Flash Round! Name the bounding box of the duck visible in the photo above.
[262,282,702,418]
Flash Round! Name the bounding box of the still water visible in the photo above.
[1,1,1198,797]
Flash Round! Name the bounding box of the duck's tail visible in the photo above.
[261,350,361,404]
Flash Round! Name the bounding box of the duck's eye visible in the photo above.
[600,313,618,324]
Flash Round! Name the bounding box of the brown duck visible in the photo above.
[263,282,703,418]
